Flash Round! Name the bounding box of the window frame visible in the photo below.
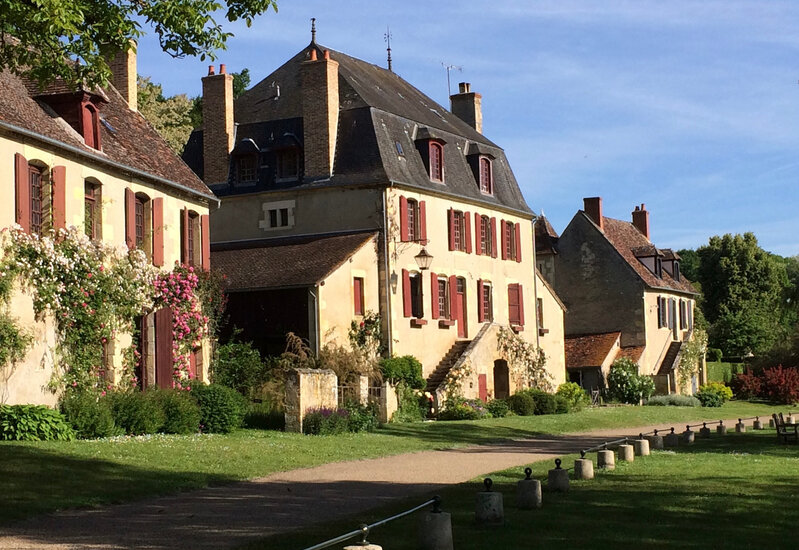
[276,147,301,182]
[29,164,44,236]
[480,281,493,322]
[134,193,152,258]
[437,277,450,319]
[407,199,420,242]
[84,180,102,240]
[480,215,491,255]
[452,210,465,251]
[479,156,493,194]
[429,141,444,183]
[235,153,259,186]
[353,277,365,316]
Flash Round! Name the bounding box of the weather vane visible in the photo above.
[384,26,393,72]
[441,62,462,96]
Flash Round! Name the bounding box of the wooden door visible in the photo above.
[493,360,510,399]
[478,374,487,402]
[457,277,467,338]
[154,307,174,389]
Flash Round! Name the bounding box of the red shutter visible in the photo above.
[353,278,363,315]
[477,279,485,322]
[464,211,472,253]
[508,284,519,325]
[152,198,164,267]
[399,196,409,242]
[181,207,190,265]
[124,188,136,249]
[474,213,481,256]
[402,269,412,318]
[201,215,211,271]
[490,218,497,258]
[14,153,30,233]
[449,274,458,321]
[51,166,67,231]
[154,307,174,389]
[518,284,525,326]
[419,200,427,244]
[447,208,456,251]
[430,272,439,319]
[501,220,508,260]
[515,223,522,263]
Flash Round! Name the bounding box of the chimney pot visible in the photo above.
[309,49,317,61]
[324,49,330,60]
[459,82,470,93]
[208,65,215,75]
[583,197,604,231]
[220,63,227,74]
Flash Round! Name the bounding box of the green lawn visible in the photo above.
[0,401,780,524]
[254,428,799,550]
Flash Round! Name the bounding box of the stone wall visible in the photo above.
[284,368,338,433]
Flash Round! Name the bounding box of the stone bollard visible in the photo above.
[475,478,504,525]
[344,525,382,550]
[597,449,615,470]
[547,459,570,492]
[647,431,665,450]
[786,415,795,425]
[516,468,543,509]
[753,417,763,430]
[769,417,775,428]
[618,444,634,462]
[574,455,595,480]
[419,497,454,550]
[664,428,680,447]
[717,421,727,435]
[699,422,711,438]
[682,426,695,445]
[736,419,746,433]
[633,437,650,456]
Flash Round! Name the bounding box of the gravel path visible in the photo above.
[0,420,736,550]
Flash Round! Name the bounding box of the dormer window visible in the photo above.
[276,148,301,181]
[414,130,447,184]
[429,141,444,182]
[235,154,258,186]
[81,103,101,149]
[479,157,493,194]
[673,262,680,281]
[655,256,663,278]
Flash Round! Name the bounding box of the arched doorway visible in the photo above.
[493,359,510,399]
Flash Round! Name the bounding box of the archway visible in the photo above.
[493,359,510,399]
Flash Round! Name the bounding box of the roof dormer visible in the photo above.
[633,245,664,278]
[414,127,446,183]
[35,90,107,150]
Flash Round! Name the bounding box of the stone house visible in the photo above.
[0,49,217,405]
[183,36,566,403]
[543,197,700,394]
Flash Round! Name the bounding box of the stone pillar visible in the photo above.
[379,381,398,423]
[284,369,338,433]
[699,423,711,438]
[618,444,634,462]
[547,460,570,492]
[736,420,746,433]
[682,427,695,445]
[633,439,650,456]
[419,509,453,550]
[786,415,795,425]
[574,458,594,480]
[475,478,504,525]
[753,418,763,430]
[769,417,775,428]
[516,469,543,509]
[647,433,665,450]
[358,375,369,405]
[664,429,680,447]
[717,422,727,435]
[597,450,615,470]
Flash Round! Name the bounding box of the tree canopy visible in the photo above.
[0,0,276,88]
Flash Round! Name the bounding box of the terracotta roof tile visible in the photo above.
[565,332,621,369]
[617,345,645,363]
[534,215,559,255]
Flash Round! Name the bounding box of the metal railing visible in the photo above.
[302,496,442,550]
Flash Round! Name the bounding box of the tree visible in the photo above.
[0,1,276,89]
[137,76,194,153]
[696,233,790,356]
[676,248,700,282]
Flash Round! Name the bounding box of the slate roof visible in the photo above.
[0,69,214,201]
[534,215,559,255]
[565,332,621,369]
[593,215,697,295]
[211,232,377,291]
[183,43,532,215]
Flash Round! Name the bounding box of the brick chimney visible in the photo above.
[202,64,234,186]
[108,42,137,111]
[583,197,604,231]
[301,49,339,180]
[450,82,482,133]
[632,203,650,240]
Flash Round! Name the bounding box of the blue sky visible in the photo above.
[137,1,799,256]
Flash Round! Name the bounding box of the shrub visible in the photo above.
[438,397,489,420]
[343,400,379,432]
[110,391,165,435]
[556,382,589,411]
[506,393,536,416]
[707,348,723,362]
[243,401,285,430]
[192,383,247,433]
[761,365,799,405]
[155,389,201,434]
[486,398,509,418]
[607,359,654,404]
[60,391,118,439]
[392,384,426,423]
[730,368,763,400]
[379,356,425,389]
[554,395,571,414]
[211,340,267,399]
[528,389,558,415]
[302,408,350,435]
[696,382,733,407]
[0,404,75,441]
[644,395,701,407]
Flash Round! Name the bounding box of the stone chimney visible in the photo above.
[632,203,650,240]
[450,82,482,133]
[583,197,604,231]
[202,64,234,186]
[301,49,339,180]
[108,42,137,111]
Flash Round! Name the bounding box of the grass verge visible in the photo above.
[0,401,779,523]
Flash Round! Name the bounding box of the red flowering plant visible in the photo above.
[153,264,209,389]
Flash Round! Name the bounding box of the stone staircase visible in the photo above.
[657,340,682,375]
[425,340,472,393]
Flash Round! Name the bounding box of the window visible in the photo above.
[82,103,100,149]
[508,283,524,327]
[478,280,493,322]
[437,277,449,319]
[29,165,44,236]
[259,200,296,231]
[135,196,145,249]
[673,262,681,282]
[478,215,492,256]
[399,196,426,243]
[353,277,365,316]
[502,221,521,261]
[276,148,300,180]
[132,193,153,259]
[269,208,289,227]
[679,299,687,330]
[655,256,663,278]
[235,155,258,185]
[448,210,466,251]
[429,142,443,182]
[479,157,492,194]
[410,272,423,318]
[84,180,101,239]
[408,199,418,241]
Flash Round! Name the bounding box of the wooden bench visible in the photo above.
[772,413,798,444]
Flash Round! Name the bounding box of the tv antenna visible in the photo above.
[442,62,462,96]
[384,26,393,72]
